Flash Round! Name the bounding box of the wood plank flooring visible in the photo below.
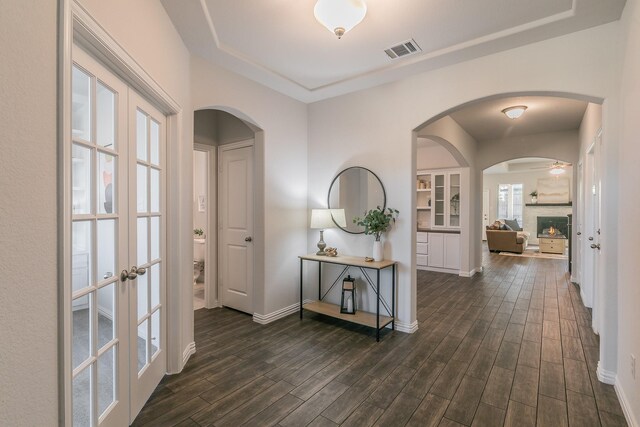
[133,251,628,427]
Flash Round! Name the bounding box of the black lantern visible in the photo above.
[340,275,356,314]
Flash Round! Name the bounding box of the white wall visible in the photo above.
[417,143,459,170]
[0,1,58,424]
[309,22,620,342]
[191,56,309,316]
[616,0,640,422]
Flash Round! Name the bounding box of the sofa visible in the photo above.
[486,229,530,253]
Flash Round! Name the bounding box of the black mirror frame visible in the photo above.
[327,166,387,234]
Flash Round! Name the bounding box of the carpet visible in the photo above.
[499,249,568,260]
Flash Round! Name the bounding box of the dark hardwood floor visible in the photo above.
[133,251,628,426]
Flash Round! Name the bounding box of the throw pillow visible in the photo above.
[504,219,521,231]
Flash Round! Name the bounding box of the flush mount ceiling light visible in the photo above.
[549,161,567,175]
[501,105,528,119]
[314,0,367,39]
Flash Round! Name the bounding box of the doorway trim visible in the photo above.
[194,143,218,308]
[60,1,184,424]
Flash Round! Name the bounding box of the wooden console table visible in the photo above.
[299,254,396,341]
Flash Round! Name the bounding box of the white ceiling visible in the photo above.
[449,96,588,141]
[161,0,625,103]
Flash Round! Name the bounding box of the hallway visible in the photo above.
[134,253,627,426]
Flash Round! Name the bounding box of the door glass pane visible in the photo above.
[97,283,115,350]
[137,217,148,266]
[72,144,92,215]
[72,66,92,142]
[98,153,116,214]
[72,221,92,293]
[150,168,160,213]
[137,320,148,374]
[96,82,115,149]
[150,263,160,309]
[434,174,445,226]
[73,365,92,427]
[136,110,147,161]
[450,173,460,227]
[72,294,91,370]
[137,272,148,321]
[151,310,160,358]
[150,119,160,166]
[96,219,116,283]
[150,216,160,261]
[137,164,148,213]
[97,346,115,418]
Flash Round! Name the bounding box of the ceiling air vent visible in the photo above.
[384,39,422,60]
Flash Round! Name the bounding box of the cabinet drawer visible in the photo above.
[417,255,428,266]
[540,238,564,245]
[417,232,428,243]
[416,243,428,255]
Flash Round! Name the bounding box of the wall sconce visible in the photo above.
[340,275,356,314]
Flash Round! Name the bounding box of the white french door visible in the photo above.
[69,46,166,426]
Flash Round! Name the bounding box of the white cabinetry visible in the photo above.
[416,168,463,274]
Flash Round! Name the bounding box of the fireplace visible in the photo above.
[537,216,569,237]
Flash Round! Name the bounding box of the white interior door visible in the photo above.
[69,46,166,426]
[575,161,584,284]
[591,131,602,334]
[482,189,490,240]
[582,148,596,309]
[219,141,254,314]
[129,93,167,420]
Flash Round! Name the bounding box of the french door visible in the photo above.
[69,46,166,426]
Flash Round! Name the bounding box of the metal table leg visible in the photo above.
[300,258,303,319]
[392,264,396,330]
[376,269,380,342]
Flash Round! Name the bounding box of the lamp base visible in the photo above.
[316,230,327,255]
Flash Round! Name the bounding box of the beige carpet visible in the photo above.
[499,249,568,260]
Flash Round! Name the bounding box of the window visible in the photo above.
[498,183,523,224]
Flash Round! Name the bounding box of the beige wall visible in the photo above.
[0,1,58,424]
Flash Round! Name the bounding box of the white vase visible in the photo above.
[373,240,383,262]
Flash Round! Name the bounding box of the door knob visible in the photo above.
[577,232,582,235]
[588,237,594,241]
[590,243,601,250]
[120,266,145,282]
[245,236,252,242]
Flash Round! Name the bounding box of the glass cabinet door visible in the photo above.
[449,173,461,227]
[434,174,445,226]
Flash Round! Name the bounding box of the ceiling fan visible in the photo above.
[527,160,572,175]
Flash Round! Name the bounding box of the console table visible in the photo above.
[299,254,396,341]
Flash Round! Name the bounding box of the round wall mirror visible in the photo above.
[327,167,386,234]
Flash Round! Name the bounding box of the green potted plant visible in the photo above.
[194,228,204,238]
[529,190,538,204]
[353,206,399,261]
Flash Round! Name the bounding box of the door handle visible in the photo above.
[577,232,582,235]
[588,237,594,241]
[120,266,146,282]
[245,236,253,242]
[590,243,601,250]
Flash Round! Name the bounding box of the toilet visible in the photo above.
[193,238,205,284]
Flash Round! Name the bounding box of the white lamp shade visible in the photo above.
[311,208,346,229]
[314,0,367,36]
[549,167,566,175]
[502,105,527,119]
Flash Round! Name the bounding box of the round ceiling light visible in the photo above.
[502,105,528,119]
[314,0,367,39]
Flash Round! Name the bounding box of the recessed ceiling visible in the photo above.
[161,0,626,103]
[450,96,588,141]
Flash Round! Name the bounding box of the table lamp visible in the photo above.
[310,209,346,255]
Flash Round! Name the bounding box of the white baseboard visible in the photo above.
[597,361,616,384]
[182,342,196,369]
[253,302,300,325]
[459,266,481,277]
[418,266,459,274]
[395,319,418,334]
[615,377,639,427]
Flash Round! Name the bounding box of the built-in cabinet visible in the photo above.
[416,168,463,274]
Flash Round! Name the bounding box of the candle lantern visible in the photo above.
[340,275,356,314]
